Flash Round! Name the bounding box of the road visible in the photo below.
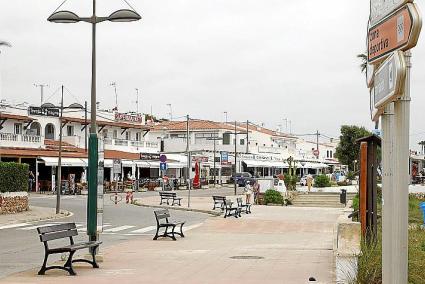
[0,189,221,279]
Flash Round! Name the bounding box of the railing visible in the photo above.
[22,135,42,143]
[0,133,18,141]
[104,137,113,145]
[114,139,129,146]
[0,133,42,146]
[130,140,145,147]
[145,141,159,148]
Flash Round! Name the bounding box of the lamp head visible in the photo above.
[48,11,81,23]
[108,9,141,22]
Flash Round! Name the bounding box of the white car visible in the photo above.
[300,175,315,186]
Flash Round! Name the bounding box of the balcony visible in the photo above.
[0,133,43,148]
[104,138,159,153]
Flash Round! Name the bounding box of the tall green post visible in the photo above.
[87,133,98,241]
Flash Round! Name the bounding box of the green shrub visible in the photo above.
[314,174,331,188]
[346,171,356,181]
[0,162,29,193]
[264,189,283,205]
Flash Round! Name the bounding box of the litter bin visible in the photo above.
[340,189,347,205]
[420,202,425,225]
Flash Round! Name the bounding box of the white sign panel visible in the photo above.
[370,0,412,26]
[373,51,406,109]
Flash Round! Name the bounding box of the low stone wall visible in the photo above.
[333,201,361,283]
[0,192,29,214]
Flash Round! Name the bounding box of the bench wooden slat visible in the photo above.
[37,223,76,234]
[40,229,78,242]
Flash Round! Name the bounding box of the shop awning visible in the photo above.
[40,157,87,167]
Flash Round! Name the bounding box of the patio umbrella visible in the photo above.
[193,162,200,189]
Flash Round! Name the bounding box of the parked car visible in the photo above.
[231,172,256,187]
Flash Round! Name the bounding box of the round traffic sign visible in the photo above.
[313,149,320,157]
[159,155,167,163]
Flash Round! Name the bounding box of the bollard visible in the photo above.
[340,189,347,205]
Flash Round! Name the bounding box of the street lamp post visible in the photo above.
[41,87,84,214]
[207,136,223,187]
[48,1,141,244]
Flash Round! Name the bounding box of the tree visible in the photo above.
[335,125,372,171]
[0,40,11,53]
[357,53,367,73]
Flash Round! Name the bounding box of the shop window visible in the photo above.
[66,125,74,136]
[14,123,22,135]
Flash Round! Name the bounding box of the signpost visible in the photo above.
[373,51,406,108]
[370,0,412,26]
[368,3,422,63]
[366,1,422,282]
[97,139,104,234]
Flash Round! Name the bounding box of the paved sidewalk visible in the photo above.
[0,206,70,227]
[0,203,342,284]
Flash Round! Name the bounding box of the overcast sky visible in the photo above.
[0,0,424,149]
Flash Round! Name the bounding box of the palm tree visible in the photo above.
[0,41,11,53]
[357,53,367,73]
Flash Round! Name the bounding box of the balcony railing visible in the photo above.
[101,138,159,149]
[0,133,42,145]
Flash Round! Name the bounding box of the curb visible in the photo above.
[0,207,73,227]
[133,200,222,217]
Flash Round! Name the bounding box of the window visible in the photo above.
[14,123,22,135]
[240,139,245,145]
[66,125,74,136]
[102,129,108,138]
[113,130,118,139]
[136,132,141,141]
[223,132,231,145]
[125,131,131,141]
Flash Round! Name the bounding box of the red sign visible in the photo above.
[368,3,422,63]
[313,149,320,157]
[192,156,208,163]
[114,112,143,123]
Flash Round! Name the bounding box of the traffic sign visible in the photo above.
[373,51,406,109]
[160,162,168,171]
[368,3,422,63]
[159,155,167,163]
[313,149,320,157]
[370,0,412,26]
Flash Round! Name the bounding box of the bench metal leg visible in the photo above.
[72,247,99,268]
[153,226,160,240]
[38,253,49,275]
[64,251,77,276]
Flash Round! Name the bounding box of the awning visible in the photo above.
[122,160,134,167]
[243,159,281,168]
[40,157,86,167]
[104,159,113,168]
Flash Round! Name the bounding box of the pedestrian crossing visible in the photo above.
[0,221,204,236]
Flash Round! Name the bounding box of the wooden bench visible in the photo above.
[159,192,182,206]
[212,195,226,210]
[237,197,252,214]
[153,209,185,241]
[37,223,102,276]
[223,199,241,218]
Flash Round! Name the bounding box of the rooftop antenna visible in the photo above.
[110,82,118,111]
[34,83,49,105]
[135,88,140,114]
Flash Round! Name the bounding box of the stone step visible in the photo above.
[291,203,345,208]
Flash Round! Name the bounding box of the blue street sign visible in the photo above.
[160,162,168,171]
